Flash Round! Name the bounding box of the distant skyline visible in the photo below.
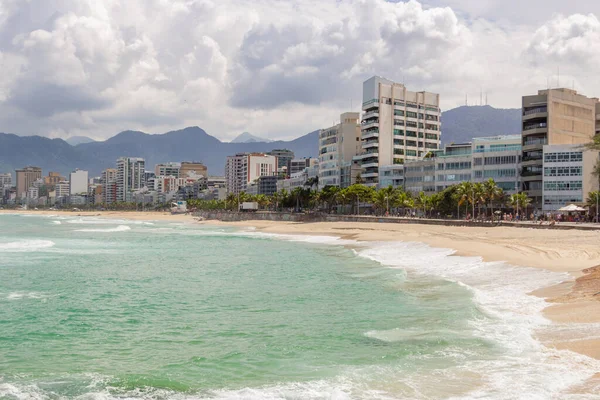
[1,0,599,141]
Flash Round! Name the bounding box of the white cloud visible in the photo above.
[0,0,598,141]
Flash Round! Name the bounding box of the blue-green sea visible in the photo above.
[0,214,598,399]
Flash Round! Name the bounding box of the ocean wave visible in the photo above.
[75,225,131,233]
[4,292,52,301]
[0,240,55,252]
[51,221,61,225]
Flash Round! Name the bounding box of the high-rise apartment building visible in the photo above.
[101,169,117,204]
[268,149,295,171]
[225,153,278,194]
[180,162,208,178]
[521,88,600,208]
[0,173,11,187]
[116,157,145,202]
[155,162,181,178]
[69,169,89,195]
[358,76,441,186]
[16,166,42,199]
[318,112,362,189]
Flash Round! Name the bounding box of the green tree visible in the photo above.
[483,178,503,220]
[587,191,600,222]
[344,184,374,215]
[508,193,532,215]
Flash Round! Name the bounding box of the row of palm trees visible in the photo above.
[189,178,535,219]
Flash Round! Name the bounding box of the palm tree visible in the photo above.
[508,193,532,216]
[372,189,390,215]
[587,191,600,222]
[255,194,270,210]
[455,182,473,218]
[415,191,429,217]
[483,178,503,220]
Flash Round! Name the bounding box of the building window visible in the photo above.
[394,129,404,135]
[406,111,418,118]
[394,110,405,116]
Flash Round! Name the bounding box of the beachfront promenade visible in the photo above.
[194,211,600,231]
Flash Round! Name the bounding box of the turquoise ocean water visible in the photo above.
[0,214,598,399]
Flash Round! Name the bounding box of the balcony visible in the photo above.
[362,172,379,178]
[362,99,379,111]
[361,120,379,130]
[354,152,379,160]
[362,130,379,140]
[522,106,548,121]
[522,139,547,151]
[362,161,379,169]
[363,110,379,120]
[362,141,379,149]
[522,122,547,136]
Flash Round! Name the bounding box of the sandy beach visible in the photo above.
[3,209,600,364]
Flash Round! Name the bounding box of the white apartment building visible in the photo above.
[471,135,522,193]
[357,76,441,186]
[116,157,145,202]
[69,169,89,195]
[318,112,362,189]
[225,153,278,194]
[542,144,600,211]
[153,176,187,193]
[55,181,70,198]
[155,162,181,178]
[101,169,117,204]
[0,173,11,187]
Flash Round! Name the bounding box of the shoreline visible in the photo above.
[3,209,600,364]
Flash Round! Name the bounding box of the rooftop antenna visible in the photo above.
[465,94,468,106]
[485,92,488,106]
[480,88,483,106]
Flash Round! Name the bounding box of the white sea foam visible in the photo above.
[4,292,53,301]
[51,221,62,225]
[75,225,131,233]
[0,239,55,252]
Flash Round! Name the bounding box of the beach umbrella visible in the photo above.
[558,204,586,212]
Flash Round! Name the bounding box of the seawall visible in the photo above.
[194,211,600,231]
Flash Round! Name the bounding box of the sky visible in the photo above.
[0,0,599,142]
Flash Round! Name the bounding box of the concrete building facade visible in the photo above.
[225,153,278,194]
[471,135,522,193]
[155,163,181,178]
[16,166,42,199]
[0,173,11,187]
[521,88,600,208]
[357,76,441,186]
[116,157,145,202]
[542,144,600,211]
[69,169,89,195]
[180,162,208,178]
[318,112,362,189]
[268,149,295,171]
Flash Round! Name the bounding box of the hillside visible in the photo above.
[0,106,521,177]
[441,105,521,144]
[0,127,318,177]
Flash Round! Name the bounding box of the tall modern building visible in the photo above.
[521,88,600,208]
[225,153,278,194]
[16,166,42,199]
[180,162,208,178]
[69,169,89,195]
[101,168,117,204]
[358,76,441,186]
[268,149,295,171]
[116,157,145,202]
[318,112,362,189]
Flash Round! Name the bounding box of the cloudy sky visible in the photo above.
[1,0,599,142]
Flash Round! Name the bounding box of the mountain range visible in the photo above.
[230,132,272,143]
[0,105,521,177]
